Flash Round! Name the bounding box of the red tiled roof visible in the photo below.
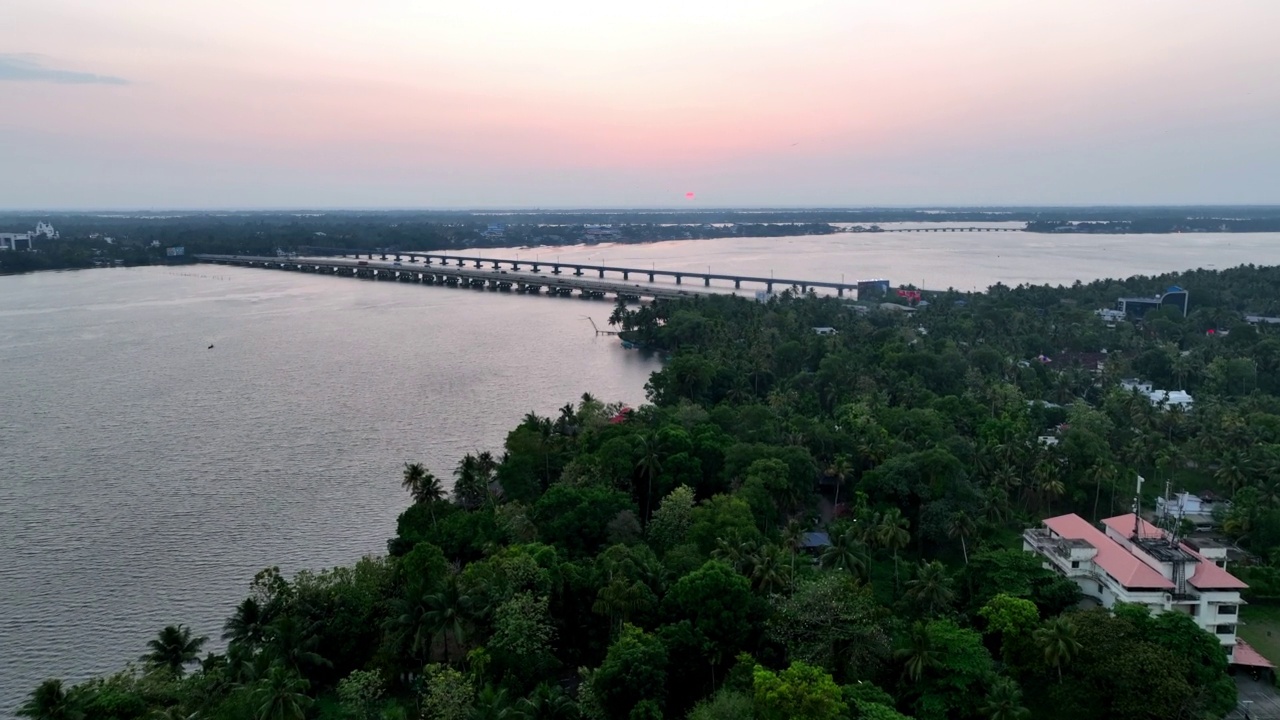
[1042,514,1173,589]
[1101,514,1247,590]
[1235,638,1275,668]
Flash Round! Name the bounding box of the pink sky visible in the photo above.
[2,1,1278,208]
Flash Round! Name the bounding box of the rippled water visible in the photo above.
[0,267,657,715]
[5,229,1280,715]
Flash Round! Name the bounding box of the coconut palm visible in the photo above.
[223,597,268,649]
[826,454,854,510]
[894,622,940,683]
[472,685,518,720]
[453,454,489,509]
[262,615,330,676]
[514,683,578,720]
[252,664,311,720]
[635,434,664,521]
[875,508,911,593]
[426,573,476,664]
[403,462,445,507]
[17,679,82,720]
[905,561,954,617]
[1088,462,1116,522]
[947,511,976,564]
[747,544,791,595]
[142,624,208,677]
[1034,616,1083,682]
[820,529,870,581]
[981,676,1030,720]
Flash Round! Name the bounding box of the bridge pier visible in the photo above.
[703,276,710,287]
[574,269,583,277]
[531,264,540,273]
[766,282,773,292]
[734,279,741,289]
[552,266,561,275]
[598,269,605,278]
[675,275,682,285]
[623,271,629,280]
[648,272,655,282]
[837,288,844,297]
[512,263,521,270]
[474,260,483,269]
[492,261,501,269]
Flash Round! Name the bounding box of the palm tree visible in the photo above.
[514,683,578,720]
[391,582,436,663]
[947,511,976,565]
[593,577,654,635]
[826,454,853,511]
[894,622,940,683]
[147,707,200,720]
[820,529,870,580]
[453,454,488,509]
[781,519,806,582]
[1215,451,1251,497]
[223,597,268,649]
[875,508,911,593]
[1088,462,1116,522]
[142,625,208,677]
[1034,616,1083,681]
[403,462,445,508]
[252,664,311,720]
[426,573,475,664]
[981,676,1030,720]
[262,615,330,676]
[17,679,82,720]
[471,685,517,720]
[747,544,791,594]
[635,434,664,521]
[905,561,954,617]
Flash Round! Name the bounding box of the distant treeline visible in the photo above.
[1027,218,1280,234]
[3,207,1280,274]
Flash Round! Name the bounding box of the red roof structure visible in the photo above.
[1234,639,1275,668]
[1101,514,1247,590]
[1042,514,1173,589]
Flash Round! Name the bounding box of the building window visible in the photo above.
[1071,561,1080,569]
[1219,605,1237,616]
[1190,605,1199,616]
[1216,560,1226,568]
[1216,624,1236,635]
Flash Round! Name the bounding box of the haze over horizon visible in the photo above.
[4,1,1279,210]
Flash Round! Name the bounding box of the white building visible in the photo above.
[0,232,33,251]
[1120,379,1193,409]
[1023,513,1269,667]
[34,221,57,239]
[1155,492,1230,531]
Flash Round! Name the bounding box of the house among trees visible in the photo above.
[1023,512,1273,673]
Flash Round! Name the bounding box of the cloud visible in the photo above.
[0,54,128,85]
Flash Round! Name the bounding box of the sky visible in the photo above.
[2,1,1278,209]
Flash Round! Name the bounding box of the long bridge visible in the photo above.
[196,255,802,301]
[248,249,865,294]
[846,226,1023,233]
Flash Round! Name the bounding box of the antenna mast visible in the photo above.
[1132,474,1145,539]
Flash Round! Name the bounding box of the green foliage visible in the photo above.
[647,485,696,554]
[534,485,636,557]
[336,669,383,720]
[766,574,889,681]
[419,664,474,720]
[751,662,848,720]
[592,625,668,718]
[686,689,754,720]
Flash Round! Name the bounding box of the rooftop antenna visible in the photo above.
[1132,474,1145,539]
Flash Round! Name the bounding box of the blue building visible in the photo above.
[1117,285,1188,318]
